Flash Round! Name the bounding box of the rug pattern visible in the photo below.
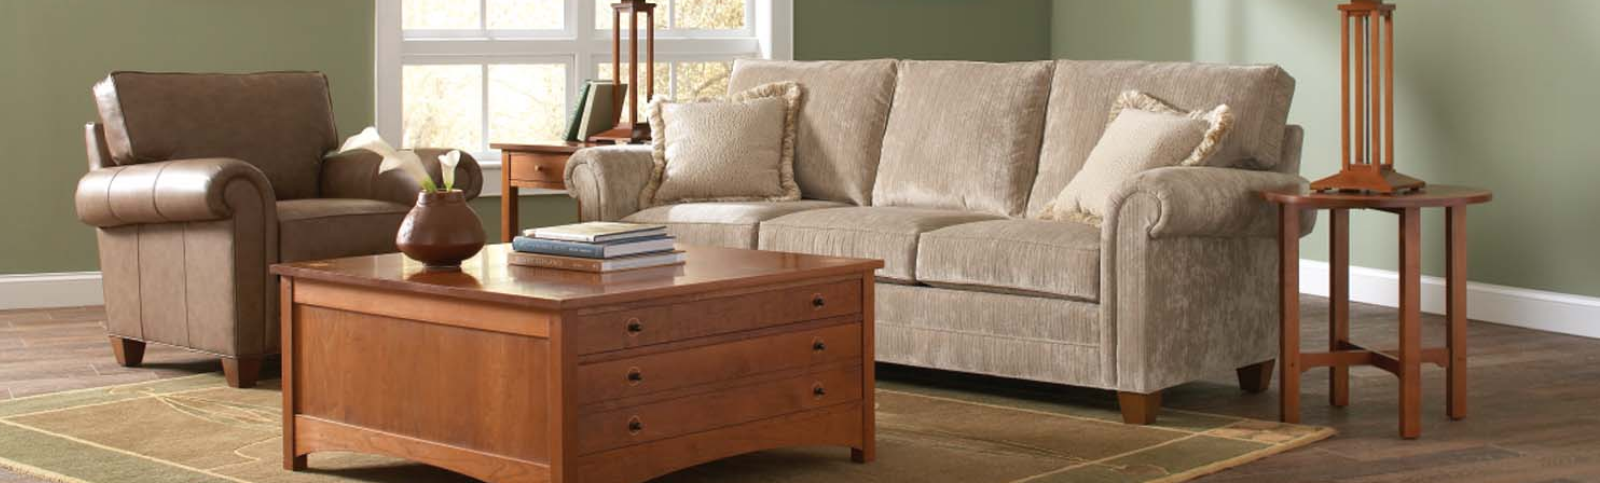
[0,374,1332,483]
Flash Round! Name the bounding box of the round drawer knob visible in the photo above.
[812,383,827,398]
[627,416,644,434]
[626,367,644,385]
[812,339,827,352]
[625,318,643,335]
[811,293,826,309]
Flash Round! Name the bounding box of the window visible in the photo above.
[376,0,792,175]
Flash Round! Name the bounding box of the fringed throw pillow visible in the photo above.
[640,82,802,207]
[1038,90,1233,226]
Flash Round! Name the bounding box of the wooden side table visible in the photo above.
[1262,185,1491,439]
[491,141,599,242]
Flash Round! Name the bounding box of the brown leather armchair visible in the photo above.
[74,71,482,387]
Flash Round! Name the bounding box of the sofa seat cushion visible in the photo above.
[277,198,410,263]
[917,220,1101,302]
[757,207,1001,282]
[622,200,847,249]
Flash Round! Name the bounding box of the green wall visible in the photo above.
[0,0,375,275]
[795,0,1053,61]
[1054,0,1600,298]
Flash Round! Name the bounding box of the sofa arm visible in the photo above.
[563,145,655,221]
[1104,166,1312,239]
[321,148,483,205]
[76,157,275,228]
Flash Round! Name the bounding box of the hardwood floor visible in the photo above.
[2,298,1598,482]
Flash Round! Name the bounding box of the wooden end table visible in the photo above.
[491,141,601,242]
[271,244,881,482]
[1263,185,1491,439]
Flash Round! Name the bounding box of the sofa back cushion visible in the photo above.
[872,61,1054,217]
[93,71,340,200]
[1026,60,1295,217]
[728,59,898,205]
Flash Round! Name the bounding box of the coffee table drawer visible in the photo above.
[576,363,862,455]
[576,322,860,404]
[572,278,862,354]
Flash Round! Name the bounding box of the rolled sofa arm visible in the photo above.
[76,157,275,228]
[321,148,483,205]
[1104,166,1313,239]
[563,145,655,221]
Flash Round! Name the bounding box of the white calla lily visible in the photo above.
[334,127,438,193]
[438,150,461,191]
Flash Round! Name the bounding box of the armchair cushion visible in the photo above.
[320,149,483,205]
[917,219,1101,302]
[1105,166,1308,239]
[93,71,339,200]
[277,199,411,263]
[75,157,275,228]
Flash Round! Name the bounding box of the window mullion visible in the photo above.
[480,63,490,152]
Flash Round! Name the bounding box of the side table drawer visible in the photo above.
[576,322,860,405]
[507,152,568,183]
[576,363,862,455]
[571,278,862,355]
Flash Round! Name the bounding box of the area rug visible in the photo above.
[0,373,1331,483]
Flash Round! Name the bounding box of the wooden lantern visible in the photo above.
[1312,0,1424,193]
[591,0,656,144]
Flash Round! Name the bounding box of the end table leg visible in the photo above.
[1446,206,1468,420]
[1330,208,1351,407]
[1278,206,1302,424]
[500,152,519,243]
[1399,208,1423,439]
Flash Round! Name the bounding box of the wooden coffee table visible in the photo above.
[270,244,882,483]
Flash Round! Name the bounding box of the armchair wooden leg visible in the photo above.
[223,357,263,389]
[109,337,146,367]
[1118,391,1162,425]
[1237,360,1276,393]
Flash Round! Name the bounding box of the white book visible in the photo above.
[527,222,668,243]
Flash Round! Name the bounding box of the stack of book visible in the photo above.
[509,222,684,272]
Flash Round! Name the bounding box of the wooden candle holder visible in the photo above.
[590,0,655,144]
[1312,0,1424,194]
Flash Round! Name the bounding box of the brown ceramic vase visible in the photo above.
[396,190,485,269]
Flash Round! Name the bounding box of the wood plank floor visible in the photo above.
[1,298,1597,482]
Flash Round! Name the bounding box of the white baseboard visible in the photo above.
[1299,260,1600,340]
[5,265,1598,340]
[0,272,103,310]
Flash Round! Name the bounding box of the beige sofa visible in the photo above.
[564,59,1312,423]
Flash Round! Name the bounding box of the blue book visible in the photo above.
[512,235,675,259]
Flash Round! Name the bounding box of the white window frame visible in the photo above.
[374,0,792,196]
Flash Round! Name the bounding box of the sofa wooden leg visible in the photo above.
[1237,360,1276,393]
[223,357,263,388]
[1117,391,1162,425]
[109,337,146,367]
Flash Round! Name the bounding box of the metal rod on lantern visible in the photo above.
[1385,11,1395,167]
[612,7,621,115]
[628,7,639,129]
[1370,9,1383,167]
[646,9,655,102]
[1355,13,1366,166]
[1341,13,1351,170]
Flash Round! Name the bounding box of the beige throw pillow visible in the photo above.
[1039,90,1233,226]
[640,82,802,207]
